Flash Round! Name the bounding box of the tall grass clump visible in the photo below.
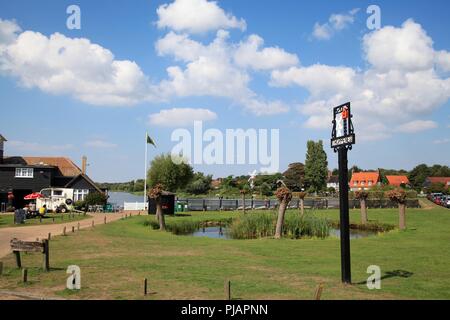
[284,213,330,239]
[143,219,201,235]
[228,212,330,239]
[227,212,276,239]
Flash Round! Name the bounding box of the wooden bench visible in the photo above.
[10,238,50,271]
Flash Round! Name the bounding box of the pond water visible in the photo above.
[189,227,378,240]
[107,192,143,206]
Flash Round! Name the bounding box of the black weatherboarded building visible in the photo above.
[0,134,103,209]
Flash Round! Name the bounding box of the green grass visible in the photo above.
[0,207,449,300]
[0,213,90,228]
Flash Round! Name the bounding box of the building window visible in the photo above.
[15,168,34,178]
[74,189,89,201]
[368,180,373,186]
[361,181,365,186]
[353,181,358,186]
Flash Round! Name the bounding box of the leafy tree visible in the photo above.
[386,189,407,230]
[147,153,194,192]
[283,162,305,191]
[84,192,108,206]
[408,164,431,191]
[149,184,165,230]
[259,182,273,197]
[429,182,446,194]
[304,140,328,193]
[185,172,212,195]
[274,186,292,239]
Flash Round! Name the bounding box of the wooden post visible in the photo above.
[48,233,51,240]
[224,280,231,300]
[42,239,49,272]
[92,220,94,227]
[63,226,66,236]
[22,268,28,283]
[52,217,55,223]
[104,216,106,224]
[144,278,148,296]
[14,251,21,268]
[314,283,323,300]
[77,222,80,231]
[0,261,3,275]
[39,217,42,223]
[72,226,75,233]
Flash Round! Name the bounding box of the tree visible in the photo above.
[84,192,108,206]
[274,186,292,239]
[149,184,166,230]
[297,191,307,217]
[429,182,446,194]
[240,186,249,214]
[304,140,328,193]
[185,172,212,195]
[408,164,431,191]
[283,162,305,191]
[259,182,273,197]
[355,191,369,225]
[147,153,194,192]
[386,189,407,230]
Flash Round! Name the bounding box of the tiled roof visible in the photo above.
[349,171,380,188]
[386,175,410,186]
[22,157,81,177]
[426,177,450,185]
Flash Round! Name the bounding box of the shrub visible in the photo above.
[84,192,108,206]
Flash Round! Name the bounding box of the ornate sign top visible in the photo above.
[331,102,355,152]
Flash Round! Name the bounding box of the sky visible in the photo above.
[0,0,449,182]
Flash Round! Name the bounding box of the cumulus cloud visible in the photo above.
[0,19,157,106]
[7,140,74,153]
[148,108,217,127]
[156,0,246,34]
[273,19,450,140]
[396,120,438,133]
[234,34,299,70]
[312,8,359,40]
[84,140,118,148]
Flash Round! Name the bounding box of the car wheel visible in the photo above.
[60,206,67,213]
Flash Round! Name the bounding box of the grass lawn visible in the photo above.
[0,212,90,228]
[0,207,449,300]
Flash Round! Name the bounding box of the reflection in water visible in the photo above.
[189,227,378,240]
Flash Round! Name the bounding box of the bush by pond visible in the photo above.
[144,219,201,235]
[227,212,330,239]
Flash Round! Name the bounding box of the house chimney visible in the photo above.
[82,156,87,175]
[0,135,6,164]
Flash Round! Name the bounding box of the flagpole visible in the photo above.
[144,131,148,209]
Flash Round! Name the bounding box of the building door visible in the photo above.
[13,189,32,209]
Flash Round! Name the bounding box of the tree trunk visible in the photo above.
[300,199,305,217]
[275,199,287,239]
[242,194,246,214]
[360,199,368,225]
[156,198,166,231]
[399,203,406,230]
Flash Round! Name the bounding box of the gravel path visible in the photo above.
[0,212,127,258]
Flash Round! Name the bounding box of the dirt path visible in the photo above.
[0,212,127,258]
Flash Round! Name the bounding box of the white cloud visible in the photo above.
[436,50,450,72]
[84,140,118,148]
[433,138,450,144]
[274,20,450,140]
[234,34,299,71]
[148,108,217,127]
[156,0,246,34]
[363,19,435,72]
[312,8,359,40]
[0,22,157,106]
[7,140,74,153]
[396,120,438,133]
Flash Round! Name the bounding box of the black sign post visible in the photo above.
[331,102,355,284]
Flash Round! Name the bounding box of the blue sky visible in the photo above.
[0,0,449,182]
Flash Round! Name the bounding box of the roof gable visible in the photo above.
[386,175,410,186]
[23,157,81,176]
[350,172,380,183]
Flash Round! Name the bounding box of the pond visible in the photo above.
[189,227,379,240]
[107,192,143,206]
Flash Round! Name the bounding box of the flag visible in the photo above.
[147,134,156,147]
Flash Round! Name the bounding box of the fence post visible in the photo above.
[22,268,28,283]
[104,216,106,224]
[0,261,3,275]
[224,280,231,300]
[14,251,21,268]
[42,239,50,272]
[77,222,80,231]
[63,226,66,236]
[144,278,148,296]
[314,283,323,300]
[48,233,51,240]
